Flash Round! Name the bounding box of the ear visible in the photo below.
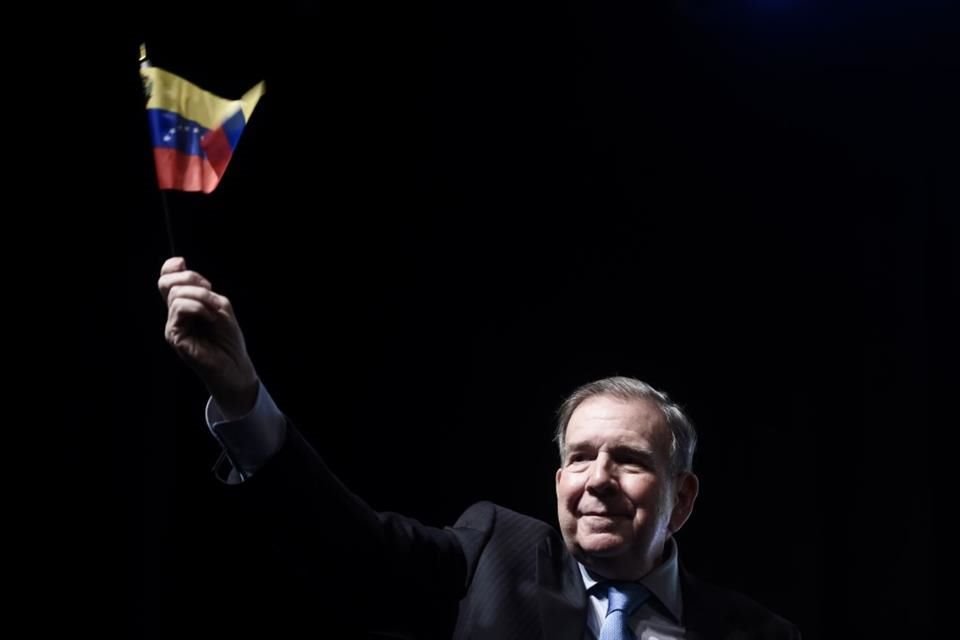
[668,472,699,533]
[555,467,563,495]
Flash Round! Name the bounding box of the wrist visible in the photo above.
[211,376,260,421]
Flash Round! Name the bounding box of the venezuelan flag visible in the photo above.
[140,63,265,193]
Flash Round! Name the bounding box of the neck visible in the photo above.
[578,544,666,581]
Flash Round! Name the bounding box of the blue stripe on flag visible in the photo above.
[146,109,210,157]
[220,110,247,149]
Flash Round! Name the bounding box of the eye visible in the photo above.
[615,453,651,471]
[566,452,591,468]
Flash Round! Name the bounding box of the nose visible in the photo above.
[585,454,618,495]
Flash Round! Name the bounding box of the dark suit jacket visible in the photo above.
[216,424,800,640]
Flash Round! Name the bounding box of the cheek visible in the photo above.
[558,476,584,509]
[621,478,662,507]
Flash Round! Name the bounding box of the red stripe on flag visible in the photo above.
[153,148,221,193]
[202,127,235,180]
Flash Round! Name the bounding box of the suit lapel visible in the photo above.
[536,537,588,640]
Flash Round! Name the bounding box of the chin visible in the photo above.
[578,532,629,556]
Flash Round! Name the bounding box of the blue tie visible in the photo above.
[596,582,651,640]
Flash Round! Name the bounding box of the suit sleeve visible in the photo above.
[212,418,489,636]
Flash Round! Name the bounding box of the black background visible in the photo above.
[60,1,956,637]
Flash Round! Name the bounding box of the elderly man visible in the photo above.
[159,256,800,639]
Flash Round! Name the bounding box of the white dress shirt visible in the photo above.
[205,381,286,484]
[579,537,687,640]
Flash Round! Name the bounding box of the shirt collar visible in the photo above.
[577,536,683,622]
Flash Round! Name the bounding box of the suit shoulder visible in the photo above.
[450,501,560,587]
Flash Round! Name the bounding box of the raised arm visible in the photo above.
[156,256,488,635]
[158,256,259,419]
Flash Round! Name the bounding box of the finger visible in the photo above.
[158,271,214,299]
[167,285,234,316]
[167,297,218,333]
[160,256,187,276]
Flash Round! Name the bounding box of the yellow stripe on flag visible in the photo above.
[140,65,265,131]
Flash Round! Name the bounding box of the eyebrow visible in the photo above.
[565,442,657,464]
[611,445,656,463]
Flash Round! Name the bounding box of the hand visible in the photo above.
[158,257,259,419]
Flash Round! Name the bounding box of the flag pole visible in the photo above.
[159,190,177,256]
[140,43,177,257]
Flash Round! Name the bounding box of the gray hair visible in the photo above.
[554,376,697,475]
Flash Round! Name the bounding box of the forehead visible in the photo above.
[565,395,668,446]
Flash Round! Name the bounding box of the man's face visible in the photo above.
[555,395,696,579]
